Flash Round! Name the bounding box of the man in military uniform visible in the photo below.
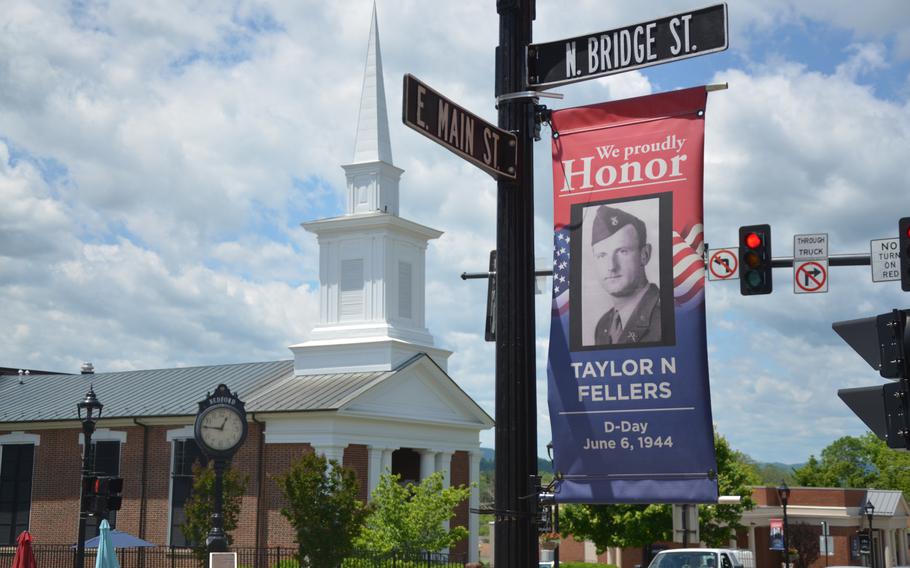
[590,205,661,345]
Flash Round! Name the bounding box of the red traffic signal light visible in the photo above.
[745,232,762,249]
[739,224,772,295]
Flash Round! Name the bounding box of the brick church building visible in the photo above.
[0,5,492,563]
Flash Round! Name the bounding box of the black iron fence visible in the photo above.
[0,545,467,568]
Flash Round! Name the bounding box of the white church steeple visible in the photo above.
[290,3,450,376]
[342,3,403,216]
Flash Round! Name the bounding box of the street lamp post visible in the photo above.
[74,387,103,568]
[778,482,791,568]
[865,501,876,568]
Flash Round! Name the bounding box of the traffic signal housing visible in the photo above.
[900,217,910,292]
[739,224,772,295]
[85,476,124,517]
[836,310,910,450]
[81,475,98,514]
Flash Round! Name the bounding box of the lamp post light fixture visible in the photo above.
[778,482,791,568]
[865,500,876,568]
[74,387,103,568]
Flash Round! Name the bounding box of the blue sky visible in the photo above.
[1,0,908,464]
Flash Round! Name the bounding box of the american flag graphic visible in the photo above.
[553,228,571,316]
[552,223,705,315]
[672,223,705,308]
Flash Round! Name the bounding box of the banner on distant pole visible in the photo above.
[547,87,717,503]
[770,518,785,550]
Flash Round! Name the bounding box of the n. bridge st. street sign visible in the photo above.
[528,4,728,89]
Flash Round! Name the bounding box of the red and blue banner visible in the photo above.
[547,87,717,503]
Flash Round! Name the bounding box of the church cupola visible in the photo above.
[290,3,450,376]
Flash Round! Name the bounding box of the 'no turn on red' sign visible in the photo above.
[707,248,738,281]
[871,238,901,282]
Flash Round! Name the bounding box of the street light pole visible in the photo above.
[778,482,791,568]
[865,501,876,568]
[494,0,538,566]
[74,387,103,568]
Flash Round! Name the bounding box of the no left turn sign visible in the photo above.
[707,248,738,281]
[794,260,828,294]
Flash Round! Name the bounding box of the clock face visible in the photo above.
[198,406,245,452]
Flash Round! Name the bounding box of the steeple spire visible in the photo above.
[342,2,402,216]
[352,2,393,165]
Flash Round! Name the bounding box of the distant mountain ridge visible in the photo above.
[479,447,800,480]
[479,447,553,474]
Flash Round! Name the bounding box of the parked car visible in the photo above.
[648,548,755,568]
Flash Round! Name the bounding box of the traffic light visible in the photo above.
[87,476,124,517]
[738,224,772,295]
[836,310,910,449]
[81,475,98,514]
[900,217,910,292]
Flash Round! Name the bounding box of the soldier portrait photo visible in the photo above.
[570,194,675,350]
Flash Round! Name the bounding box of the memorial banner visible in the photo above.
[770,518,785,550]
[547,87,717,503]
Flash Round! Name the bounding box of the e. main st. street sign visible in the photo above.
[528,3,728,89]
[402,74,518,180]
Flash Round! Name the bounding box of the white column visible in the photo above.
[313,444,348,465]
[435,451,453,487]
[468,450,482,563]
[381,448,394,474]
[749,525,757,558]
[584,541,598,563]
[419,449,438,480]
[900,529,909,565]
[367,445,386,501]
[885,527,894,568]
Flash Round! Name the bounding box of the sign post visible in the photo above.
[494,1,537,566]
[528,4,728,89]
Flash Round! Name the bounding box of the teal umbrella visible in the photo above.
[94,519,121,568]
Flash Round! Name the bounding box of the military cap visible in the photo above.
[591,205,647,246]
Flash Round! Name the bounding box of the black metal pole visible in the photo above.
[869,514,875,568]
[494,1,537,567]
[783,501,790,568]
[74,422,94,568]
[207,459,228,563]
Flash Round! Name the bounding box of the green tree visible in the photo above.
[276,452,368,568]
[355,471,470,556]
[560,432,758,555]
[180,462,249,566]
[698,435,760,546]
[793,434,880,488]
[793,432,910,500]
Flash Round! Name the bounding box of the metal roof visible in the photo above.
[0,353,487,425]
[865,489,902,516]
[245,368,395,412]
[0,360,295,423]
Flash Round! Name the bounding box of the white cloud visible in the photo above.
[0,0,908,467]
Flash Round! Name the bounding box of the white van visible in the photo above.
[648,548,755,568]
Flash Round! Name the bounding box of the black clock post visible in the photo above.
[194,384,248,563]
